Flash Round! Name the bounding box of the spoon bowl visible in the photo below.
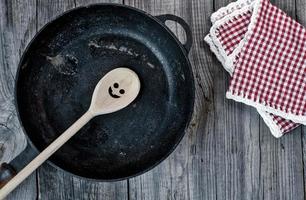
[90,68,141,115]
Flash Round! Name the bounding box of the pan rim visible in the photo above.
[14,3,195,182]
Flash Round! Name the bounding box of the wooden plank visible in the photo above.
[296,0,306,26]
[257,1,304,200]
[1,0,303,199]
[200,0,262,198]
[35,0,128,199]
[211,0,304,199]
[211,0,304,200]
[124,1,194,199]
[38,164,128,200]
[124,0,221,200]
[125,0,264,199]
[6,174,37,200]
[0,0,38,199]
[126,0,305,200]
[75,0,121,6]
[0,0,35,167]
[296,0,306,198]
[36,0,75,29]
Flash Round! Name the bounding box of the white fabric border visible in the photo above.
[205,34,285,137]
[226,92,306,125]
[204,0,302,137]
[211,0,255,23]
[209,0,257,74]
[221,0,306,125]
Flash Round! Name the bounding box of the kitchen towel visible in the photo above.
[205,0,305,137]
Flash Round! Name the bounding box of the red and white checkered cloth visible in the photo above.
[205,0,305,137]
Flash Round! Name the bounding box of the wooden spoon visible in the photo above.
[0,67,140,199]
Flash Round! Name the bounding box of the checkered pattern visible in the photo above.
[228,0,306,124]
[216,10,252,55]
[206,0,303,136]
[272,115,299,133]
[215,10,300,134]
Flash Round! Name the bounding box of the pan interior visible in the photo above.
[17,5,193,180]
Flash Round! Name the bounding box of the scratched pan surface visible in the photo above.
[16,4,194,180]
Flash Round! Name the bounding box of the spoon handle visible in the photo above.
[0,111,94,199]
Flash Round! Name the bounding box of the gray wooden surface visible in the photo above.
[0,0,305,199]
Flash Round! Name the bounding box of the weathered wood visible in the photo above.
[296,0,306,26]
[75,0,121,6]
[199,0,262,199]
[0,0,37,199]
[125,0,215,199]
[1,0,305,199]
[35,0,128,200]
[124,1,198,199]
[38,164,128,200]
[296,0,306,198]
[36,0,75,29]
[209,1,304,200]
[258,1,304,200]
[0,0,35,167]
[124,0,306,200]
[6,174,36,200]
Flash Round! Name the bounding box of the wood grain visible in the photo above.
[203,0,261,198]
[0,0,305,199]
[210,1,304,200]
[38,164,128,200]
[0,0,37,199]
[0,0,34,166]
[124,0,229,199]
[125,1,198,199]
[296,0,306,198]
[75,0,121,6]
[258,1,304,200]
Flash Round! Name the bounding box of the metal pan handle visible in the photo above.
[155,14,193,54]
[0,144,37,189]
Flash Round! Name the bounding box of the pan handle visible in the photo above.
[0,144,37,189]
[0,163,17,188]
[155,14,193,54]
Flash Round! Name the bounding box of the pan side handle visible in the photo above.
[0,163,17,188]
[0,144,37,189]
[155,14,193,54]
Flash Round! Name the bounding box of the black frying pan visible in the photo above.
[1,4,194,181]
